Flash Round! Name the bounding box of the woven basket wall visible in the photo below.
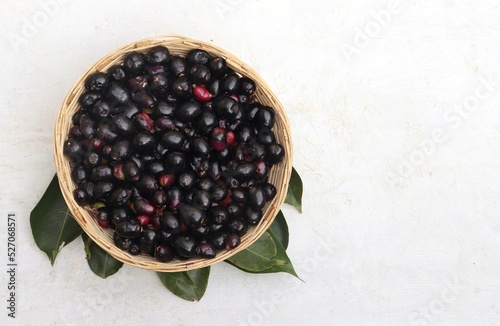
[54,35,292,272]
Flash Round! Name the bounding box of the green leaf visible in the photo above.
[82,233,123,279]
[157,267,210,301]
[269,211,289,249]
[261,230,301,280]
[227,231,301,280]
[225,232,277,271]
[30,174,83,265]
[285,167,303,213]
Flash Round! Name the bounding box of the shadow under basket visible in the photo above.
[54,35,292,272]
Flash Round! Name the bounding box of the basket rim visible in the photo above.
[54,34,293,272]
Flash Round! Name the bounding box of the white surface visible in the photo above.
[2,0,500,325]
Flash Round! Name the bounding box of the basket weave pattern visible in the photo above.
[54,35,292,272]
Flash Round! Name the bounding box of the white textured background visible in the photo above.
[2,0,500,325]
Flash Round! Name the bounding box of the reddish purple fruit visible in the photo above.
[210,127,227,151]
[158,172,176,188]
[193,85,212,102]
[113,162,125,180]
[98,220,110,228]
[134,113,155,132]
[136,214,150,226]
[133,197,155,215]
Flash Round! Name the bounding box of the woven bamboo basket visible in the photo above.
[54,35,292,272]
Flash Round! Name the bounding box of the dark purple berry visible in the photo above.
[174,235,198,258]
[196,243,216,258]
[155,243,175,262]
[225,233,240,250]
[85,72,109,92]
[147,45,170,65]
[185,49,210,65]
[115,219,141,239]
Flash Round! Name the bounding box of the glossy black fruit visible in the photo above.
[185,49,210,65]
[120,102,141,118]
[239,77,256,95]
[225,233,240,250]
[257,127,275,145]
[139,229,158,254]
[124,51,146,75]
[171,76,192,98]
[227,202,243,219]
[108,187,132,207]
[165,152,186,173]
[63,138,85,163]
[133,132,156,153]
[196,110,217,134]
[108,65,128,82]
[113,232,133,250]
[129,243,140,255]
[210,232,227,250]
[231,187,247,203]
[149,73,169,96]
[231,163,257,182]
[71,165,89,184]
[155,243,175,262]
[191,225,209,239]
[91,165,113,182]
[208,57,227,77]
[152,189,168,207]
[256,106,275,128]
[192,189,212,210]
[176,171,195,190]
[227,219,248,235]
[134,90,156,109]
[110,139,131,161]
[115,219,141,239]
[161,130,186,150]
[160,213,181,234]
[213,96,239,119]
[73,187,89,206]
[176,100,201,122]
[79,91,102,108]
[247,185,266,209]
[212,186,228,202]
[245,206,263,225]
[147,45,170,65]
[79,115,96,139]
[189,64,211,85]
[178,203,206,228]
[221,72,240,94]
[85,72,109,92]
[174,235,198,258]
[246,141,266,161]
[196,243,216,258]
[97,121,118,145]
[191,137,210,157]
[266,143,285,164]
[136,174,158,196]
[106,82,131,106]
[111,206,134,225]
[209,206,228,224]
[93,181,114,200]
[123,160,141,182]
